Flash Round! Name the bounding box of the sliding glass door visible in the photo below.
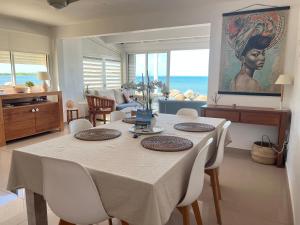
[128,49,209,100]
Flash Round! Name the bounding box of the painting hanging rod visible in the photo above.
[224,4,290,16]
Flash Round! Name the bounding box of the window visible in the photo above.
[170,49,209,96]
[105,59,121,90]
[0,51,12,86]
[13,52,48,85]
[0,51,48,86]
[128,49,210,99]
[83,57,122,90]
[83,57,104,89]
[128,53,167,84]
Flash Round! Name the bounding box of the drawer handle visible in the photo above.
[31,109,36,113]
[36,108,39,112]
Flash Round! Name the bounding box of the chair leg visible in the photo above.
[58,219,75,225]
[92,113,96,127]
[177,206,191,225]
[206,169,222,225]
[108,218,113,225]
[103,114,106,124]
[215,169,222,200]
[121,221,129,225]
[191,201,203,225]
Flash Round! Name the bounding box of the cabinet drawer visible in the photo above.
[3,106,36,140]
[204,109,239,122]
[240,112,280,126]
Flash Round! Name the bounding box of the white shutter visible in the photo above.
[105,59,121,90]
[13,52,47,65]
[0,51,11,64]
[128,54,136,82]
[83,57,104,89]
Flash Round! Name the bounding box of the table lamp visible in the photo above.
[275,74,292,109]
[37,72,51,92]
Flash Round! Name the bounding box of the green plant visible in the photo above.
[25,81,35,87]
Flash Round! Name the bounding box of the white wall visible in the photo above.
[0,15,53,87]
[56,37,122,119]
[286,9,300,225]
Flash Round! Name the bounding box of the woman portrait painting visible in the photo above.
[219,7,289,95]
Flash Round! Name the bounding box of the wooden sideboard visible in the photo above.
[0,91,64,146]
[201,105,291,167]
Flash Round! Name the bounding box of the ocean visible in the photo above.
[135,76,208,96]
[0,74,209,96]
[0,74,41,85]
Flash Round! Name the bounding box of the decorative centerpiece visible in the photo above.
[122,73,167,132]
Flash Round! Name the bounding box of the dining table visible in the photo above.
[7,113,228,225]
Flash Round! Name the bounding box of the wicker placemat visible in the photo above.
[141,135,193,152]
[174,122,215,132]
[122,117,136,124]
[74,128,121,141]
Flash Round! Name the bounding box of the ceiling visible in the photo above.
[0,0,229,26]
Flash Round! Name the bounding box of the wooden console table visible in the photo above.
[201,105,291,167]
[0,91,64,147]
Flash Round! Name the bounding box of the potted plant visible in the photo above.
[25,81,35,93]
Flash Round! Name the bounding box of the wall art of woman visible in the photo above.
[221,11,286,94]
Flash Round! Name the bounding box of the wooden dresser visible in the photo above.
[201,105,291,167]
[0,91,64,146]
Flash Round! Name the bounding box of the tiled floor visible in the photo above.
[0,126,293,225]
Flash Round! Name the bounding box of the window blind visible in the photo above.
[105,59,121,90]
[13,52,47,65]
[83,57,104,89]
[0,51,11,64]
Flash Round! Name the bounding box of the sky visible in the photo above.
[135,49,210,77]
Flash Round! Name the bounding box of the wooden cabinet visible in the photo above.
[201,105,291,167]
[3,105,36,141]
[0,91,64,145]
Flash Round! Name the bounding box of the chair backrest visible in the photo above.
[207,121,231,169]
[69,119,93,134]
[178,138,213,207]
[176,108,198,118]
[42,157,109,225]
[110,111,126,122]
[86,95,115,111]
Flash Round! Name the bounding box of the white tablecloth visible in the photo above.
[7,114,226,225]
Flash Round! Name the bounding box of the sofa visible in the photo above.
[158,99,207,115]
[91,89,140,111]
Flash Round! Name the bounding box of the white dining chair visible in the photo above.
[69,118,93,134]
[176,108,198,118]
[176,138,214,225]
[205,121,231,225]
[41,157,113,225]
[111,111,126,122]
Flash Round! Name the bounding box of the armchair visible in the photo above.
[86,95,115,127]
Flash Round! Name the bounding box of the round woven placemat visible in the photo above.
[174,122,215,132]
[74,128,121,141]
[122,117,136,124]
[141,135,193,152]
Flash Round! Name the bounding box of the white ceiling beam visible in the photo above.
[100,24,210,44]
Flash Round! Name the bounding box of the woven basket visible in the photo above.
[251,135,276,165]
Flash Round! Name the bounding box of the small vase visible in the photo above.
[27,87,33,93]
